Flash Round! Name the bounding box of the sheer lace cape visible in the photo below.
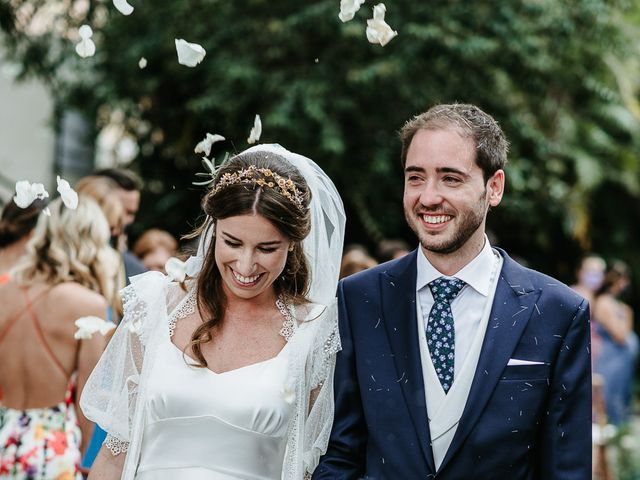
[80,144,346,479]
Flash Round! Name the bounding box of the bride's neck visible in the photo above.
[224,291,279,317]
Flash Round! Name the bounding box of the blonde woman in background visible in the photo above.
[0,196,120,479]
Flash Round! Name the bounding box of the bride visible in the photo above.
[81,144,346,479]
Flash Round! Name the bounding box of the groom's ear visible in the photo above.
[487,170,505,207]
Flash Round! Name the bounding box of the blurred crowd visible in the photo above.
[571,255,639,479]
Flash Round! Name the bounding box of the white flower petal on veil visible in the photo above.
[194,133,225,156]
[184,255,204,278]
[165,257,187,283]
[138,57,147,69]
[113,0,134,16]
[247,115,262,144]
[366,3,398,46]
[13,180,49,208]
[56,176,79,210]
[74,316,116,340]
[175,39,206,67]
[339,0,366,22]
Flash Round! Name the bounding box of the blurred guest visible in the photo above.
[340,245,378,279]
[571,254,606,366]
[93,169,146,280]
[132,228,178,273]
[75,175,145,286]
[376,238,410,263]
[0,199,48,284]
[94,168,141,231]
[75,176,126,245]
[592,261,639,425]
[0,196,119,478]
[572,254,606,306]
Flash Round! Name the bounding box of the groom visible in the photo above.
[314,104,591,479]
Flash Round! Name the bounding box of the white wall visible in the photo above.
[0,49,55,203]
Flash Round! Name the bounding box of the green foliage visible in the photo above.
[2,0,640,279]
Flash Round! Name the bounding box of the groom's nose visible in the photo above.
[418,182,444,207]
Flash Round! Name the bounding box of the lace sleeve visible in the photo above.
[302,301,341,474]
[80,272,167,456]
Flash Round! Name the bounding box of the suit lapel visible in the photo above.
[380,250,436,473]
[438,249,541,472]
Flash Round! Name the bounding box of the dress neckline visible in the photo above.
[167,292,296,376]
[168,338,290,377]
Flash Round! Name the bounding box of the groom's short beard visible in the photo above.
[405,188,488,255]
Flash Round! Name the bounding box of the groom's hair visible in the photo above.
[399,103,509,182]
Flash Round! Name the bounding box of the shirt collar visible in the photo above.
[416,236,497,297]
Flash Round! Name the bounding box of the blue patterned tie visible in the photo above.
[426,277,466,393]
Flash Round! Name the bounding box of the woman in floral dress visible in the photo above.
[0,196,119,479]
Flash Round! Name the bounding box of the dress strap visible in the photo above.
[63,372,77,407]
[168,287,197,338]
[22,288,72,380]
[0,284,51,347]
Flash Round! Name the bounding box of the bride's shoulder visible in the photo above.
[166,279,197,318]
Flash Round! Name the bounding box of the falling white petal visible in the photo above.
[366,3,398,46]
[138,57,147,69]
[113,0,134,15]
[76,38,96,58]
[13,181,36,208]
[56,176,79,210]
[247,114,262,144]
[194,133,225,156]
[43,207,51,217]
[78,25,93,40]
[13,181,49,209]
[75,316,116,340]
[339,0,366,22]
[165,257,187,282]
[175,39,206,67]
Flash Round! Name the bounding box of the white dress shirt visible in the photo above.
[416,237,500,378]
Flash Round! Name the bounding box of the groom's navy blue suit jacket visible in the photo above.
[314,248,591,480]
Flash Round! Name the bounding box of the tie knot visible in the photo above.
[428,277,466,303]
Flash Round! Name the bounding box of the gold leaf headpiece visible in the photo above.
[212,165,306,211]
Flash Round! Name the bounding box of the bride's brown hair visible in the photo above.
[188,150,312,368]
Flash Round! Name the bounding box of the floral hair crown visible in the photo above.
[212,165,306,211]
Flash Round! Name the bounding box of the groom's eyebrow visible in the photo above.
[437,167,471,179]
[405,166,425,174]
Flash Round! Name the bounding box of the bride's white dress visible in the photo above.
[136,336,292,479]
